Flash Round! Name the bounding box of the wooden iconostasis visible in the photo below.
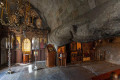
[70,42,82,63]
[5,35,48,63]
[59,42,95,64]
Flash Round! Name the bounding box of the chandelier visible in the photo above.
[0,0,42,32]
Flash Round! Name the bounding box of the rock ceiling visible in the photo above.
[1,0,120,46]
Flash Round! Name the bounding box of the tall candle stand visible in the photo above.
[7,35,14,74]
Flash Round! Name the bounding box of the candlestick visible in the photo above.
[6,0,7,12]
[7,34,14,74]
[7,3,10,16]
[28,0,30,10]
[1,8,3,21]
[32,16,33,24]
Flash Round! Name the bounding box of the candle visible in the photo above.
[9,35,10,48]
[32,16,33,24]
[29,0,30,10]
[8,3,10,16]
[6,0,7,12]
[1,8,3,21]
[19,0,21,6]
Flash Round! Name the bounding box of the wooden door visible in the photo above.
[23,54,29,63]
[46,44,56,67]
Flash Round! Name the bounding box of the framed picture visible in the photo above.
[40,38,47,49]
[70,42,77,51]
[16,37,21,49]
[32,37,39,50]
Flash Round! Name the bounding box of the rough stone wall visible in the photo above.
[95,0,109,6]
[95,37,120,65]
[30,0,91,31]
[30,0,120,46]
[48,0,120,46]
[30,0,109,31]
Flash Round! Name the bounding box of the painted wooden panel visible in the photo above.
[46,44,56,67]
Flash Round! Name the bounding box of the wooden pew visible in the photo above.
[92,69,120,80]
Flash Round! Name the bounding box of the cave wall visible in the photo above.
[95,37,120,64]
[30,0,120,47]
[30,0,109,31]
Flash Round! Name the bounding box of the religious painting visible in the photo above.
[36,38,39,49]
[84,50,90,57]
[77,42,81,50]
[32,37,39,50]
[16,37,21,49]
[11,35,14,49]
[40,38,47,49]
[34,51,38,56]
[36,18,42,28]
[58,46,65,53]
[10,15,18,24]
[32,38,35,50]
[58,46,66,58]
[1,38,6,49]
[5,35,15,49]
[22,38,31,52]
[6,38,10,49]
[47,44,55,52]
[70,42,77,51]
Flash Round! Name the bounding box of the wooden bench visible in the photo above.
[92,69,120,80]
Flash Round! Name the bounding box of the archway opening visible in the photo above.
[22,38,31,63]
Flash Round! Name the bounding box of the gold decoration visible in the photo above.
[10,15,18,24]
[36,18,42,28]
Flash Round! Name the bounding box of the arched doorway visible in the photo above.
[22,38,31,63]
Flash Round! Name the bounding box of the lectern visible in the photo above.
[46,44,56,67]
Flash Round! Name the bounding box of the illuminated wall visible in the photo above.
[22,38,31,52]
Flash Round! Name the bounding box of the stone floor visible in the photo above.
[0,61,120,80]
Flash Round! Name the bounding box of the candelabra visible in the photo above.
[7,35,14,74]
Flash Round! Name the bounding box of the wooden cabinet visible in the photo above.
[46,44,56,67]
[58,46,66,66]
[23,54,29,63]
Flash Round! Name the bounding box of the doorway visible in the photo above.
[22,38,31,63]
[66,44,71,63]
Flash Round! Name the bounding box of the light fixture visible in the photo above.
[7,34,14,74]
